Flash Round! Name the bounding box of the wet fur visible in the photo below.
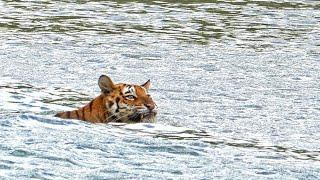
[55,75,157,123]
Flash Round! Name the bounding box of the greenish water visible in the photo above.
[0,0,320,179]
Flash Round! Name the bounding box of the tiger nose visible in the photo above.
[145,103,155,110]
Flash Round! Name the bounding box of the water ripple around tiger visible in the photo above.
[1,0,320,179]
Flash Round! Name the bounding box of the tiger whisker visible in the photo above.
[102,110,121,123]
[112,114,131,122]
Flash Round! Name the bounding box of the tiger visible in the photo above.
[55,75,157,123]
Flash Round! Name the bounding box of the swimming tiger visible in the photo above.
[55,75,157,123]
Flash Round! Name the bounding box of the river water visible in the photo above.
[0,0,320,179]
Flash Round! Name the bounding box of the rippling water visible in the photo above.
[1,0,320,179]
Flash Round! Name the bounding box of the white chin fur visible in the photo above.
[136,108,148,113]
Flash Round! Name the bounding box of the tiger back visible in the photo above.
[55,75,157,123]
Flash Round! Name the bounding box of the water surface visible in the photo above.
[0,0,320,179]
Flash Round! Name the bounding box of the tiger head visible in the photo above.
[98,75,157,123]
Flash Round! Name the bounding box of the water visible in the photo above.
[0,0,320,179]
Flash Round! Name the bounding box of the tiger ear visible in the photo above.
[141,79,151,91]
[98,75,115,94]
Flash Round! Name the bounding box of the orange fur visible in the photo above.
[55,75,157,123]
